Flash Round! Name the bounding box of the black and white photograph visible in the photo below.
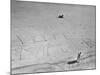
[11,0,96,74]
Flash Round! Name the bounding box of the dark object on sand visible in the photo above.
[67,52,82,64]
[67,60,78,64]
[58,14,64,18]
